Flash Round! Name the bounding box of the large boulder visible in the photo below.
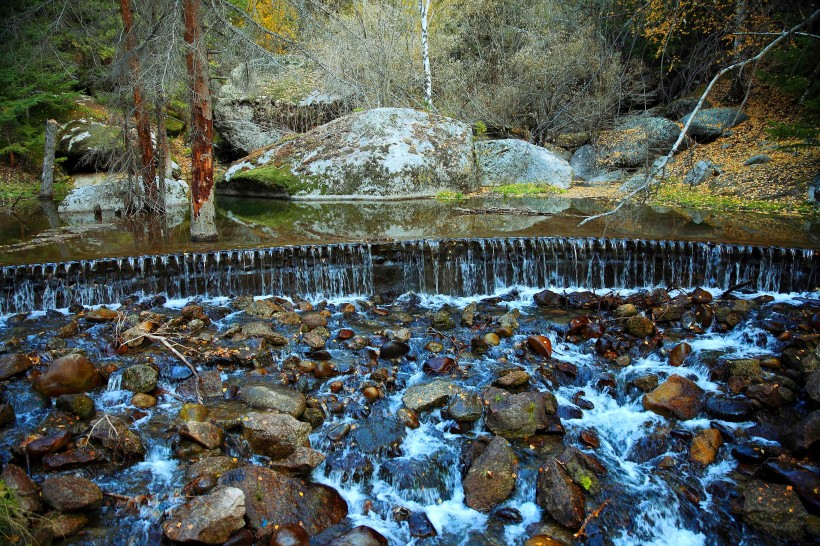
[475,139,572,189]
[0,353,33,381]
[642,375,704,420]
[402,380,462,412]
[595,117,681,169]
[218,108,478,199]
[741,480,807,540]
[57,119,122,173]
[536,458,585,529]
[218,466,347,536]
[462,436,517,511]
[680,107,749,142]
[59,174,188,215]
[162,486,246,544]
[214,60,349,156]
[41,475,103,512]
[33,354,103,397]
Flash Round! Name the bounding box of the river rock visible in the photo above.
[122,364,159,393]
[44,511,89,539]
[350,417,406,454]
[483,387,558,439]
[0,404,14,427]
[475,139,573,189]
[33,354,103,397]
[536,458,585,529]
[238,384,306,417]
[0,353,33,381]
[642,375,704,420]
[242,412,311,459]
[402,380,461,412]
[463,436,517,511]
[41,475,103,511]
[42,446,107,471]
[741,480,807,540]
[219,108,478,199]
[88,414,146,457]
[447,390,484,422]
[218,466,347,536]
[788,410,820,453]
[325,525,389,546]
[379,340,410,359]
[680,107,749,142]
[689,428,723,465]
[806,369,820,403]
[270,446,326,475]
[626,315,655,337]
[668,342,692,367]
[2,463,43,513]
[180,421,225,450]
[240,322,288,345]
[704,395,754,421]
[25,429,72,458]
[162,486,246,544]
[56,394,96,419]
[84,308,120,322]
[270,523,310,546]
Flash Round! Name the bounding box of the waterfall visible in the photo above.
[0,237,816,314]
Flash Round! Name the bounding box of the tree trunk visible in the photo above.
[155,95,169,214]
[183,0,218,242]
[418,0,433,107]
[39,119,58,200]
[119,0,158,212]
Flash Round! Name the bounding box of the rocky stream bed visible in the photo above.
[0,279,818,545]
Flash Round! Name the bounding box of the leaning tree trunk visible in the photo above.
[39,119,58,200]
[119,0,158,212]
[183,0,218,242]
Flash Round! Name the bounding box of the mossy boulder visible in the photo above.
[57,119,123,173]
[218,108,478,199]
[680,107,749,142]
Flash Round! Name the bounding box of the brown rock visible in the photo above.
[270,523,310,546]
[642,375,704,420]
[668,342,692,367]
[25,429,72,458]
[33,354,103,397]
[1,463,42,512]
[536,458,585,529]
[162,486,246,544]
[218,466,347,536]
[41,474,103,511]
[325,525,388,545]
[132,393,157,408]
[463,436,517,511]
[527,335,553,358]
[626,315,655,337]
[0,353,33,381]
[689,428,723,465]
[301,313,328,331]
[180,421,225,450]
[84,308,120,322]
[242,412,311,459]
[270,446,326,475]
[42,447,106,471]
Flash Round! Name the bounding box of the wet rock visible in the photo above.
[218,466,347,536]
[431,311,455,330]
[33,354,103,397]
[0,353,33,381]
[613,304,638,318]
[579,429,600,449]
[187,456,242,481]
[179,403,209,422]
[495,370,530,388]
[44,511,89,539]
[362,386,380,400]
[727,359,762,381]
[88,414,146,457]
[402,380,460,412]
[557,447,607,495]
[742,480,807,540]
[461,302,477,326]
[447,391,484,423]
[705,395,754,422]
[243,299,284,318]
[689,428,723,465]
[180,421,225,450]
[178,370,224,400]
[379,340,410,359]
[527,335,553,358]
[2,463,43,512]
[536,458,585,529]
[0,404,14,427]
[534,290,566,307]
[240,322,288,345]
[463,436,517,511]
[807,369,820,402]
[397,408,420,429]
[270,523,310,545]
[301,313,328,331]
[747,383,794,408]
[303,331,326,350]
[643,375,704,420]
[408,511,437,538]
[350,417,406,454]
[668,342,692,367]
[56,393,96,419]
[42,446,107,471]
[162,486,246,544]
[423,356,456,375]
[238,384,306,417]
[731,443,780,465]
[483,387,558,439]
[630,374,659,392]
[122,363,159,393]
[242,412,311,459]
[132,393,157,408]
[325,525,389,546]
[84,307,120,323]
[525,536,563,546]
[275,311,302,326]
[41,475,103,511]
[626,315,655,338]
[25,429,72,458]
[270,446,326,475]
[788,410,820,453]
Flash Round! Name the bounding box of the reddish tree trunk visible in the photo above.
[183,0,218,241]
[119,0,157,211]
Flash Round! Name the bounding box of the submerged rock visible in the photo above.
[325,525,388,546]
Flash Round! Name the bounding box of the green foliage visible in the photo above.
[0,479,31,543]
[492,183,566,197]
[435,191,465,201]
[760,36,820,121]
[473,120,487,135]
[578,474,593,491]
[653,184,816,215]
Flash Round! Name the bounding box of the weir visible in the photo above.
[0,236,817,313]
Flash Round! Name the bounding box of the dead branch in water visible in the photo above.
[454,206,556,217]
[574,498,611,539]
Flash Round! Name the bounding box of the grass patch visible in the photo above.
[491,183,567,197]
[0,176,71,208]
[435,191,465,201]
[652,184,816,215]
[0,480,33,544]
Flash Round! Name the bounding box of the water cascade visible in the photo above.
[1,237,816,313]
